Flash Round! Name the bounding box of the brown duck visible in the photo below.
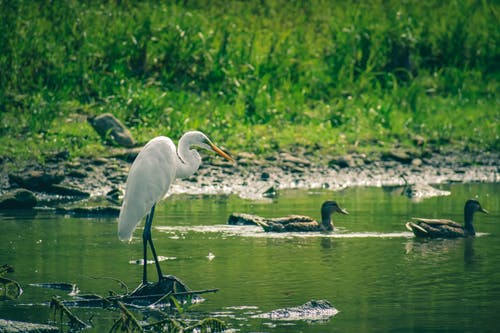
[405,199,488,238]
[228,201,349,232]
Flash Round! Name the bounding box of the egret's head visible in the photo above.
[187,131,234,162]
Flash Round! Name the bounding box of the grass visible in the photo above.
[0,0,498,163]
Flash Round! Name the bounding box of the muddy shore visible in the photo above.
[1,146,498,211]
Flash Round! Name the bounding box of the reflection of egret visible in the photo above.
[405,199,488,238]
[118,131,233,284]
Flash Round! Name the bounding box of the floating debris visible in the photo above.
[252,300,339,322]
[129,255,176,265]
[30,282,79,293]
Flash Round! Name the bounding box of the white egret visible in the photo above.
[118,131,233,285]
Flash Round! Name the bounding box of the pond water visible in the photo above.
[1,183,499,332]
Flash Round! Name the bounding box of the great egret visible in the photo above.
[118,131,233,284]
[405,199,488,238]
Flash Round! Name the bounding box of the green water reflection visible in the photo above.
[1,183,499,332]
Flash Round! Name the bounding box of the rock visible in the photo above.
[403,183,451,202]
[283,162,305,173]
[106,188,122,203]
[412,135,426,147]
[328,155,356,169]
[280,153,311,166]
[382,149,413,164]
[45,150,70,163]
[46,184,90,197]
[9,171,64,191]
[0,189,37,209]
[110,147,143,162]
[209,158,233,168]
[88,113,135,148]
[55,206,120,217]
[67,169,87,178]
[262,185,277,198]
[235,152,260,166]
[0,319,58,333]
[90,157,108,166]
[411,158,423,167]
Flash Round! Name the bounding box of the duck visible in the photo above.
[228,201,349,232]
[405,199,488,238]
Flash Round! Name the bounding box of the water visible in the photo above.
[1,183,499,332]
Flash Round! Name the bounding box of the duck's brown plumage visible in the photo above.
[228,201,349,232]
[405,199,488,238]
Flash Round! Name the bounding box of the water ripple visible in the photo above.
[155,224,413,239]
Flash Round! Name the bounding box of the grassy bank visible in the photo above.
[0,0,498,163]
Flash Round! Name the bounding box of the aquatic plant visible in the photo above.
[0,264,22,300]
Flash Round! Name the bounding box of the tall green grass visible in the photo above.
[0,0,498,161]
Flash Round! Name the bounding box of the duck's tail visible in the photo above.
[405,221,428,235]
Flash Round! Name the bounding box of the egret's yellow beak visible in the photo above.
[210,142,234,163]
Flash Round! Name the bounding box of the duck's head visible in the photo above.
[465,199,488,216]
[464,199,488,235]
[320,201,349,231]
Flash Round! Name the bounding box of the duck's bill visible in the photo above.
[339,208,349,215]
[480,207,489,214]
[210,143,234,163]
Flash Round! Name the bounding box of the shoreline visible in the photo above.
[1,148,498,209]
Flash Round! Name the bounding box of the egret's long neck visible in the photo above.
[175,137,202,179]
[464,207,475,236]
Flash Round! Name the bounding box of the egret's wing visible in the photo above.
[118,137,177,241]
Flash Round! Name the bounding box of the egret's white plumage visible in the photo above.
[117,131,233,283]
[118,136,177,241]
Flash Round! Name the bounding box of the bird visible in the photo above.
[118,131,233,286]
[228,201,349,232]
[405,199,488,238]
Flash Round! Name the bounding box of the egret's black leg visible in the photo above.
[142,210,151,284]
[143,204,164,282]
